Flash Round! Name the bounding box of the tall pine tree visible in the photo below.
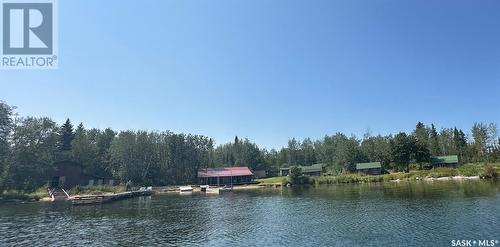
[59,118,74,151]
[429,124,440,156]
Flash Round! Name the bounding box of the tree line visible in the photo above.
[0,100,499,192]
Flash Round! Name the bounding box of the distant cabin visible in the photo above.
[49,161,118,190]
[430,155,459,168]
[198,167,254,185]
[280,163,326,176]
[356,162,382,175]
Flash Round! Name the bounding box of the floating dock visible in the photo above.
[71,190,154,206]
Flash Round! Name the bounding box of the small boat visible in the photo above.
[219,185,233,192]
[179,186,193,192]
[200,185,209,192]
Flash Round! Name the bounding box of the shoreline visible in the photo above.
[2,176,498,203]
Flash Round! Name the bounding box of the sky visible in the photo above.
[1,0,499,149]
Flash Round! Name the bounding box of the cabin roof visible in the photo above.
[431,155,458,164]
[198,167,253,178]
[356,162,382,170]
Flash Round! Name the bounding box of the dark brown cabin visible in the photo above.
[49,161,118,190]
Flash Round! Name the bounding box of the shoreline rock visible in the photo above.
[424,176,480,181]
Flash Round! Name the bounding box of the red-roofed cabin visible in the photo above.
[198,167,254,185]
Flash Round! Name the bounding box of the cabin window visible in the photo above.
[88,179,94,186]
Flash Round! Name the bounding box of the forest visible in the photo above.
[0,100,499,192]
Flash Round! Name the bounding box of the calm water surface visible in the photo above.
[1,180,499,246]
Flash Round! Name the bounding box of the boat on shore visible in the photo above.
[199,185,221,194]
[200,185,209,192]
[179,186,193,193]
[219,185,233,192]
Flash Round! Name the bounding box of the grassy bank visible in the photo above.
[0,187,49,202]
[68,185,125,196]
[261,163,499,185]
[256,176,287,183]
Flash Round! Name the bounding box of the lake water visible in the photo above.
[1,180,499,246]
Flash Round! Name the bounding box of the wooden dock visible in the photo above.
[71,190,154,206]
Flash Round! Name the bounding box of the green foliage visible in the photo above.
[361,135,392,170]
[212,136,266,170]
[314,133,366,172]
[427,167,458,178]
[72,124,103,176]
[413,141,431,169]
[480,164,498,179]
[0,101,15,192]
[0,100,499,193]
[458,164,481,176]
[0,187,47,201]
[391,132,415,172]
[288,166,302,185]
[311,164,497,185]
[5,117,58,191]
[429,124,440,156]
[0,192,38,201]
[30,187,49,199]
[58,118,74,151]
[312,174,385,184]
[256,176,287,184]
[68,185,125,195]
[109,131,214,185]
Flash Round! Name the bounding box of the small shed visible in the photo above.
[430,155,459,168]
[356,162,382,175]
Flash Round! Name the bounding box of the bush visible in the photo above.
[0,192,38,201]
[312,174,385,184]
[481,164,498,179]
[30,187,49,199]
[427,167,458,178]
[288,166,303,185]
[458,164,481,176]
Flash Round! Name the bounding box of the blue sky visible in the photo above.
[1,0,499,149]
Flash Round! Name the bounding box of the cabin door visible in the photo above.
[51,177,59,187]
[59,176,66,188]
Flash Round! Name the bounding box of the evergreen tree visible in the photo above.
[471,122,488,162]
[391,132,415,172]
[413,122,429,146]
[453,127,468,163]
[58,118,74,151]
[413,141,430,170]
[428,124,440,156]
